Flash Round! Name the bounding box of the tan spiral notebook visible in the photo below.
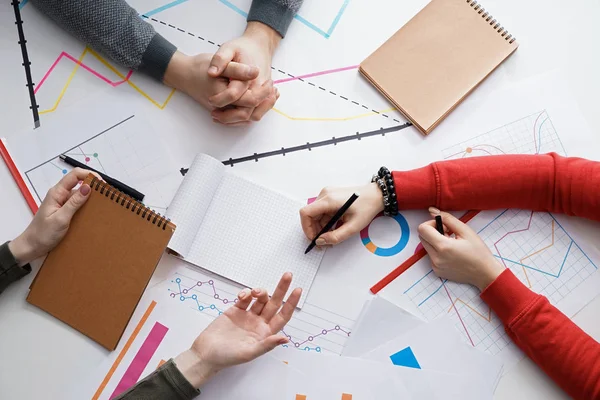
[27,174,175,350]
[360,0,519,135]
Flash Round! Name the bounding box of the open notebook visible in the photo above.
[167,154,325,307]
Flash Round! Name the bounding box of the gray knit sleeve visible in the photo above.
[30,0,176,81]
[247,0,304,37]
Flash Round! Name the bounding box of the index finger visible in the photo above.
[299,198,336,239]
[221,62,259,81]
[269,287,302,333]
[417,221,448,250]
[261,272,293,321]
[209,80,250,108]
[57,168,97,191]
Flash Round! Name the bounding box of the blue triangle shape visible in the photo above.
[389,346,421,369]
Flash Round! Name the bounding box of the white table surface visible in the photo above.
[1,0,599,398]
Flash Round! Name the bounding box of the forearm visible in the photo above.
[113,358,200,400]
[30,0,176,80]
[393,153,600,221]
[481,270,600,399]
[0,242,31,295]
[247,0,303,37]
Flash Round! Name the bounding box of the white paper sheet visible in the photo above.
[342,296,425,357]
[363,317,503,393]
[166,153,326,307]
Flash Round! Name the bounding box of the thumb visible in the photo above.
[256,334,288,357]
[317,221,359,246]
[429,207,471,237]
[208,47,236,77]
[57,184,91,221]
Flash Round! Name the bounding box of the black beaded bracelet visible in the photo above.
[372,167,399,216]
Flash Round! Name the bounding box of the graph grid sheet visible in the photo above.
[160,268,355,355]
[179,172,324,308]
[399,110,600,369]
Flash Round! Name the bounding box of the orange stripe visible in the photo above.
[92,301,157,400]
[157,359,166,369]
[341,394,353,400]
[365,241,377,253]
[296,395,307,400]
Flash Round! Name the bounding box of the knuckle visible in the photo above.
[437,243,450,253]
[240,109,253,121]
[327,233,340,245]
[212,53,225,64]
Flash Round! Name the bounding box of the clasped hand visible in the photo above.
[164,21,280,126]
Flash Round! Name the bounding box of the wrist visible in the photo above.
[8,234,36,266]
[243,21,281,56]
[474,258,505,291]
[174,349,220,389]
[366,182,385,214]
[163,51,193,91]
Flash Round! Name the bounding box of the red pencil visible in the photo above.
[370,209,481,294]
[0,138,38,214]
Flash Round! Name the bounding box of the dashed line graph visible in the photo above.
[165,271,355,355]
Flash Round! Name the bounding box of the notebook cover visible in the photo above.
[27,174,175,350]
[360,0,518,134]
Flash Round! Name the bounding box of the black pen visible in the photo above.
[305,193,359,254]
[435,215,445,235]
[59,154,145,201]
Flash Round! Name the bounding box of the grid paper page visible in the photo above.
[167,154,225,257]
[186,174,325,308]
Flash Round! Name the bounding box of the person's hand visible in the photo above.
[174,272,302,388]
[299,183,384,246]
[164,52,271,125]
[418,208,505,291]
[8,168,96,265]
[208,21,281,124]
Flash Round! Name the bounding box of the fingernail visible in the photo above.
[208,66,218,74]
[80,184,91,196]
[239,290,247,299]
[429,207,441,216]
[279,337,289,345]
[248,66,259,78]
[316,238,327,246]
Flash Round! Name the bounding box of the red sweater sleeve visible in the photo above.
[392,153,600,398]
[481,270,600,400]
[392,153,600,221]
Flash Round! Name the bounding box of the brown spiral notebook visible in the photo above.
[360,0,519,135]
[27,174,175,350]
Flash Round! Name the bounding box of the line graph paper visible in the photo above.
[164,270,355,355]
[442,110,566,159]
[403,110,599,366]
[24,116,181,212]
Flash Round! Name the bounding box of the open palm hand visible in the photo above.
[190,272,301,372]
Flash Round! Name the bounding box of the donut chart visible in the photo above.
[360,212,410,257]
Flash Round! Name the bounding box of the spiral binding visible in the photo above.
[90,177,170,230]
[466,0,516,44]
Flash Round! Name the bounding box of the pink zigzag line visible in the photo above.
[531,112,544,154]
[35,51,133,95]
[441,279,475,347]
[493,211,535,268]
[274,65,359,84]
